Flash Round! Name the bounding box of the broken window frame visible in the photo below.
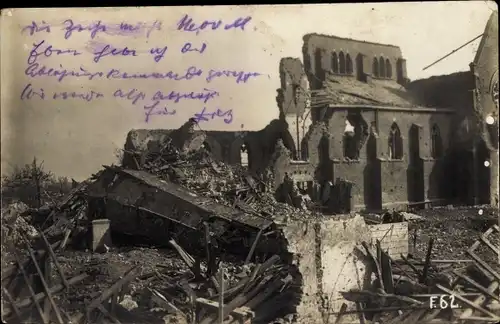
[240,143,249,167]
[430,124,443,159]
[343,113,368,161]
[388,122,403,160]
[343,131,359,160]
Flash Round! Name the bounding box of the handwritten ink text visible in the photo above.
[193,107,233,124]
[113,88,219,107]
[62,19,107,40]
[206,70,261,84]
[181,42,207,54]
[92,43,138,63]
[113,88,146,105]
[106,66,203,81]
[22,21,51,36]
[177,14,252,34]
[28,40,81,64]
[52,90,104,102]
[20,83,104,102]
[20,83,45,100]
[143,102,177,123]
[150,46,168,62]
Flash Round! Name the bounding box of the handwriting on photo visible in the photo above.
[20,83,233,124]
[25,63,263,84]
[21,14,253,39]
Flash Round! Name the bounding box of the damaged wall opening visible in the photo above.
[408,124,425,203]
[431,124,443,159]
[296,181,314,197]
[202,141,212,153]
[388,122,403,159]
[343,112,368,160]
[240,143,249,167]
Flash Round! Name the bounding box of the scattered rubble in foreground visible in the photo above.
[2,127,499,324]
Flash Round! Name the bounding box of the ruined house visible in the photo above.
[122,13,498,212]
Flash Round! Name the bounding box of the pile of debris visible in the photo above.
[2,217,298,324]
[2,125,307,323]
[338,225,500,323]
[143,238,295,324]
[2,231,89,324]
[133,129,316,222]
[1,202,39,246]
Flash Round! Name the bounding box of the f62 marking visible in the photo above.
[429,295,461,309]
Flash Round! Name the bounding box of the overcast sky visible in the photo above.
[1,2,497,180]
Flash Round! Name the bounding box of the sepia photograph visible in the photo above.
[1,2,499,324]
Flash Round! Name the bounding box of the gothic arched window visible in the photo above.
[385,58,392,78]
[388,122,403,159]
[372,58,379,77]
[339,51,346,74]
[332,52,339,73]
[346,54,353,74]
[379,56,386,78]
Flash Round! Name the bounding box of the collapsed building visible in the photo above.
[87,125,389,323]
[123,11,498,213]
[3,12,498,324]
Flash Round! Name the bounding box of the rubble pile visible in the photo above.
[138,135,317,223]
[338,226,500,324]
[40,177,97,245]
[4,123,499,324]
[2,127,309,323]
[139,239,296,324]
[1,201,39,246]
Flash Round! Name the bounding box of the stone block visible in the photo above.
[91,219,112,253]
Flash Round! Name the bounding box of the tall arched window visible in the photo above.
[379,56,386,78]
[388,122,403,159]
[385,59,392,78]
[346,54,353,74]
[332,52,339,73]
[431,124,443,158]
[339,51,346,74]
[372,58,379,77]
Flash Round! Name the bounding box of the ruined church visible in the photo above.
[123,11,498,212]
